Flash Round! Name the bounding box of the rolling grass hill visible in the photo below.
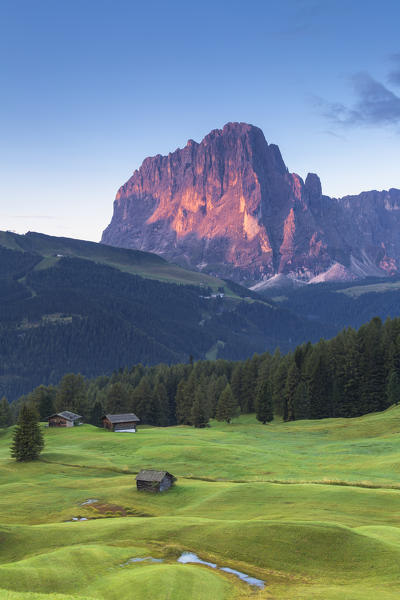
[1,408,400,599]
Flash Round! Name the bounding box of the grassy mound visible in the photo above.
[1,408,400,598]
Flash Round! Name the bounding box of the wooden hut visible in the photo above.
[48,411,82,427]
[136,470,176,493]
[102,413,140,432]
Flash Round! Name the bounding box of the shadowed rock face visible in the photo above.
[101,122,400,283]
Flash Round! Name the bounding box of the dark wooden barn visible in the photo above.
[102,413,140,432]
[136,470,176,493]
[48,411,82,427]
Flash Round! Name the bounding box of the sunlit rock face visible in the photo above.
[102,122,400,283]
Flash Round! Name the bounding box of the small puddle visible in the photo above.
[81,499,98,505]
[220,566,265,588]
[177,552,265,589]
[177,552,217,568]
[120,557,163,567]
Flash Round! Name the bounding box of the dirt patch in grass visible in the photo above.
[89,503,127,516]
[86,503,153,518]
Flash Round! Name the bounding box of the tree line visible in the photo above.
[3,315,399,430]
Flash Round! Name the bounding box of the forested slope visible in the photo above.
[0,233,330,401]
[15,314,400,430]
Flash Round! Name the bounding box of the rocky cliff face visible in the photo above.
[101,122,400,283]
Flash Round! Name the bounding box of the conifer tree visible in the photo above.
[175,371,197,425]
[230,364,243,409]
[11,405,44,461]
[56,373,87,416]
[272,359,289,417]
[386,370,400,406]
[0,396,12,427]
[89,400,104,427]
[293,381,310,420]
[175,380,189,424]
[29,385,55,421]
[153,383,170,426]
[216,384,239,423]
[105,382,131,413]
[284,361,301,421]
[256,380,273,424]
[191,386,209,428]
[132,376,153,422]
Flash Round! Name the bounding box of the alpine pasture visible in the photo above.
[1,410,400,599]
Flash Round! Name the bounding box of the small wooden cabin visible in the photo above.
[136,470,176,493]
[102,413,140,432]
[48,411,82,427]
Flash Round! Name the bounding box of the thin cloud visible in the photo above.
[322,129,348,141]
[319,72,400,127]
[273,0,330,38]
[0,214,57,219]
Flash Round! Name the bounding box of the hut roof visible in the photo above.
[48,411,82,421]
[103,413,140,424]
[136,469,174,482]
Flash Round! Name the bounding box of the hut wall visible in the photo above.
[49,417,68,427]
[136,480,160,493]
[115,422,137,431]
[160,476,173,492]
[103,418,114,431]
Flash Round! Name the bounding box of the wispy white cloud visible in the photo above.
[317,71,400,128]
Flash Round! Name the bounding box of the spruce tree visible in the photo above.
[132,377,153,422]
[175,380,189,424]
[29,385,55,421]
[11,405,44,462]
[293,381,310,420]
[56,373,87,416]
[153,383,170,426]
[272,359,289,417]
[284,361,301,421]
[386,370,400,406]
[89,400,104,427]
[216,384,239,424]
[0,396,12,427]
[105,382,131,414]
[256,380,273,424]
[191,386,209,428]
[230,364,243,408]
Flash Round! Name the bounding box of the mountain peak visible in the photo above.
[102,123,400,284]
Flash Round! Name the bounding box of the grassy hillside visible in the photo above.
[0,230,234,290]
[0,231,333,401]
[1,408,400,599]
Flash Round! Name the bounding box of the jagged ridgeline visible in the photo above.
[0,230,332,402]
[102,122,400,285]
[15,315,400,427]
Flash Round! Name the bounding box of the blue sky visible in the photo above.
[1,0,399,241]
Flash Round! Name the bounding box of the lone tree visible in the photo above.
[11,405,44,462]
[216,383,239,424]
[256,380,273,424]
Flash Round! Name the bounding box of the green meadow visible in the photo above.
[1,409,400,599]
